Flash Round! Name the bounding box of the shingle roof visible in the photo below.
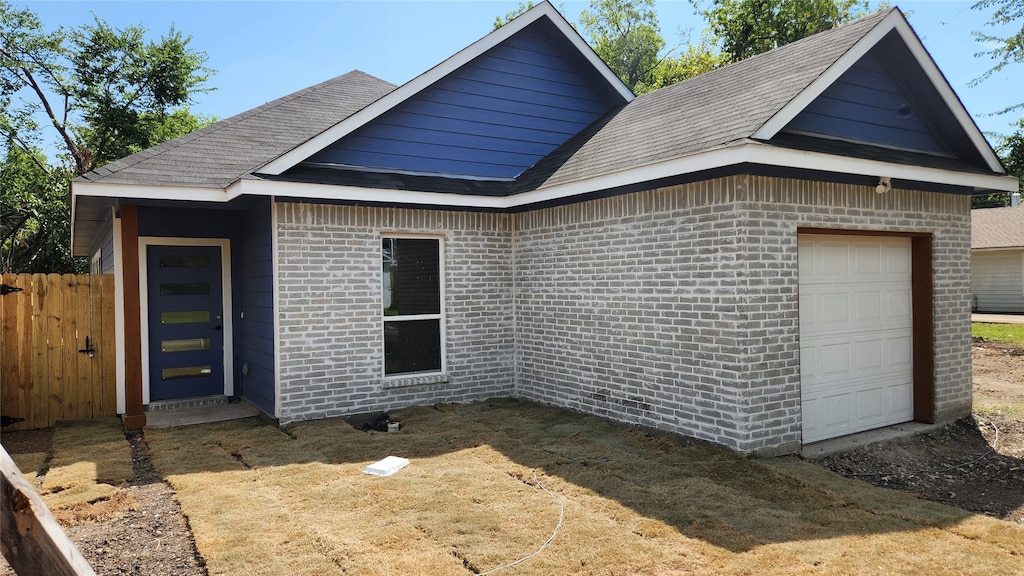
[521,9,892,191]
[972,207,1024,249]
[77,70,396,189]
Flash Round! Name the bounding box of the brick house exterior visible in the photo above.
[71,4,1015,453]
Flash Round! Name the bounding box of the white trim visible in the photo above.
[138,237,234,405]
[271,199,282,419]
[752,9,1004,174]
[380,234,447,379]
[257,2,632,176]
[743,144,1019,192]
[75,142,1019,216]
[971,246,1024,252]
[74,181,238,203]
[112,210,126,414]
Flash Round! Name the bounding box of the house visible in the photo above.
[972,200,1024,313]
[70,3,1018,454]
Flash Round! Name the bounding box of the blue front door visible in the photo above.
[147,245,225,401]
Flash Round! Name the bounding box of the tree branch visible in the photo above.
[18,64,85,173]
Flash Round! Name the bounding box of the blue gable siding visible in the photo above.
[307,21,626,179]
[783,47,946,153]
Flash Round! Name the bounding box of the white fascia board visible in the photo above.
[972,246,1024,252]
[505,146,750,207]
[752,11,901,141]
[238,179,509,209]
[247,143,1017,209]
[73,180,240,203]
[257,2,631,177]
[744,144,1019,193]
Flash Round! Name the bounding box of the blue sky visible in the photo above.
[18,0,1024,146]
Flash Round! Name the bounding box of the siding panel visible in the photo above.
[784,49,945,153]
[307,23,624,179]
[237,200,276,415]
[971,251,1024,313]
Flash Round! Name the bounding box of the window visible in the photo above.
[382,236,444,376]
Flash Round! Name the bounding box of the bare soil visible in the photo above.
[816,338,1024,524]
[2,341,1022,574]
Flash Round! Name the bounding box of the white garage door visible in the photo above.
[798,235,914,443]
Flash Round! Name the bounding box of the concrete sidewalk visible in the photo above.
[972,313,1024,324]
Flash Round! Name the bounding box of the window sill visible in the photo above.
[381,373,449,389]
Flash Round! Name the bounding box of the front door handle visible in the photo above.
[213,325,223,331]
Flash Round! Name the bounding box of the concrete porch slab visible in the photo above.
[145,401,261,428]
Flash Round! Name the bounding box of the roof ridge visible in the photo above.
[78,70,396,182]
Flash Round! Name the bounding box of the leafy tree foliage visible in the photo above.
[972,118,1024,208]
[700,0,879,62]
[971,0,1023,108]
[0,1,213,273]
[580,0,665,92]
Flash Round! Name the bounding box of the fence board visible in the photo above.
[0,274,117,431]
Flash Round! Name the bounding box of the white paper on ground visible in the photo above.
[363,456,410,477]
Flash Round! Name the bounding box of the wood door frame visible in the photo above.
[797,228,936,428]
[138,237,234,405]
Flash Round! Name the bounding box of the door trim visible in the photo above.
[139,237,234,405]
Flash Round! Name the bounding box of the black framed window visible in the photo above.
[382,237,443,375]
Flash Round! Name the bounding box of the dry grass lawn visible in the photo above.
[38,419,132,511]
[144,399,1024,576]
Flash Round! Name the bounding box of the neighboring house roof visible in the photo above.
[972,207,1024,249]
[72,3,1020,256]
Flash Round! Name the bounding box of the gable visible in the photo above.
[304,20,626,180]
[775,26,992,170]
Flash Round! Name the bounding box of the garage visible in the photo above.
[798,234,915,443]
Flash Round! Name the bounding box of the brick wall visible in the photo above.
[275,203,514,424]
[273,175,972,453]
[514,175,972,453]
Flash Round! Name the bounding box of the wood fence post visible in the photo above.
[0,446,97,576]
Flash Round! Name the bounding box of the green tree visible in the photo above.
[700,0,880,62]
[644,33,728,92]
[493,1,538,30]
[580,0,665,93]
[971,0,1023,113]
[493,1,724,94]
[972,118,1024,208]
[0,2,214,273]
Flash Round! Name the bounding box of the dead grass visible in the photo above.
[8,452,46,484]
[40,418,132,512]
[144,399,1024,576]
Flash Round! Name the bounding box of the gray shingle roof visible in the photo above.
[77,70,396,189]
[521,9,892,191]
[972,207,1024,249]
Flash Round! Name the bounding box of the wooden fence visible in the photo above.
[1,274,117,431]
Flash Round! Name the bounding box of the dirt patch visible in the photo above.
[815,338,1024,524]
[1,431,206,576]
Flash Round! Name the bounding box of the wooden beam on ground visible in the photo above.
[0,446,97,576]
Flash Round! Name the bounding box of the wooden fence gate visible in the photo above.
[1,274,117,431]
